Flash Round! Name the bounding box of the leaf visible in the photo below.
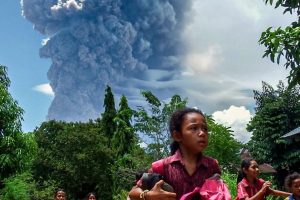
[270,53,275,62]
[283,7,290,14]
[276,52,282,64]
[275,0,283,8]
[262,51,270,58]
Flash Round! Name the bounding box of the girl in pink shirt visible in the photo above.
[236,158,290,200]
[128,107,221,200]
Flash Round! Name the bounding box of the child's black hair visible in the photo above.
[86,192,97,199]
[284,172,300,192]
[169,107,205,155]
[237,158,256,184]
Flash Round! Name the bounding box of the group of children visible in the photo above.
[128,107,300,200]
[54,189,96,200]
[53,107,299,200]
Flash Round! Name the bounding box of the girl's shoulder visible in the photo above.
[202,155,219,162]
[257,178,265,184]
[201,155,220,167]
[151,155,174,175]
[151,158,165,175]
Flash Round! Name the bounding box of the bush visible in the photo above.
[0,172,57,200]
[0,173,30,200]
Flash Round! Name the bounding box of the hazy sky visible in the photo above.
[0,0,295,143]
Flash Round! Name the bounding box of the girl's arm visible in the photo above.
[128,180,176,200]
[268,188,291,197]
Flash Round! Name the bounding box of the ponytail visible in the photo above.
[237,170,244,184]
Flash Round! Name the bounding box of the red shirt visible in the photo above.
[151,149,221,200]
[236,178,265,200]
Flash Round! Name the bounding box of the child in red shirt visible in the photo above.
[128,107,221,200]
[236,158,290,200]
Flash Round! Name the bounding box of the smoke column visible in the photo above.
[21,0,192,121]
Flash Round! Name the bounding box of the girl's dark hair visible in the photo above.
[284,172,300,192]
[54,188,65,198]
[86,192,97,199]
[237,158,256,184]
[169,107,205,155]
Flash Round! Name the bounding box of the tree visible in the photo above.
[205,116,242,171]
[101,85,117,147]
[134,91,187,159]
[33,120,114,200]
[259,0,300,88]
[247,81,300,187]
[112,95,137,156]
[109,95,153,199]
[0,65,30,180]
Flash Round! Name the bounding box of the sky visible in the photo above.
[0,0,296,143]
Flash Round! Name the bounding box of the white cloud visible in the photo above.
[171,0,293,118]
[183,45,223,74]
[212,106,252,143]
[233,0,262,22]
[33,83,54,96]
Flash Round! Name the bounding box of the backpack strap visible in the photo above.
[151,159,165,176]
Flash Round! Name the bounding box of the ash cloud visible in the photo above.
[21,0,192,121]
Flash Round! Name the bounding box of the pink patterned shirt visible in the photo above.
[236,178,266,200]
[151,150,221,200]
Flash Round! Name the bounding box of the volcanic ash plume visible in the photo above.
[21,0,192,121]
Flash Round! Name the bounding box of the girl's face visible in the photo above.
[244,160,260,180]
[55,191,66,200]
[88,194,96,200]
[291,178,300,197]
[174,112,208,154]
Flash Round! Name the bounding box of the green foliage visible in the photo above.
[102,85,117,146]
[112,189,129,200]
[0,173,30,200]
[264,0,300,14]
[33,120,114,200]
[205,117,242,172]
[0,65,34,180]
[111,95,151,198]
[19,132,38,169]
[112,95,137,156]
[134,92,187,159]
[247,81,300,186]
[260,0,300,88]
[221,172,238,198]
[0,65,23,134]
[111,150,152,199]
[0,172,57,200]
